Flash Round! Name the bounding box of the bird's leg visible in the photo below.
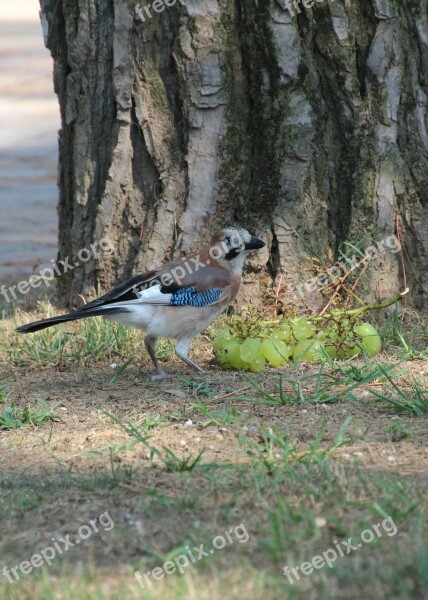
[175,338,205,374]
[144,335,168,380]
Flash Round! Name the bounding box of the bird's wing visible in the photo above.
[128,263,233,307]
[75,270,161,312]
[77,262,232,312]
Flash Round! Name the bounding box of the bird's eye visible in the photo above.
[224,236,231,245]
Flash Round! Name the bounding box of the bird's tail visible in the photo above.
[15,306,128,334]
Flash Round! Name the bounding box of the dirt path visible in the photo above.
[0,1,59,284]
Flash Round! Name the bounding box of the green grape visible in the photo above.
[325,327,339,341]
[213,328,232,351]
[271,327,292,342]
[227,342,245,369]
[338,331,362,359]
[240,338,262,363]
[292,318,316,340]
[341,318,351,330]
[325,344,337,359]
[216,340,245,369]
[338,342,361,359]
[215,346,232,368]
[261,339,292,366]
[315,330,328,341]
[354,323,381,356]
[293,339,325,363]
[292,340,310,361]
[278,322,293,341]
[249,354,266,373]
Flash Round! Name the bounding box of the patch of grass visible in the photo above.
[0,377,12,403]
[392,318,428,360]
[178,375,224,398]
[110,357,134,382]
[239,363,394,406]
[103,411,168,437]
[385,419,411,442]
[0,475,46,518]
[368,367,428,416]
[1,416,426,600]
[104,410,207,472]
[325,355,401,383]
[0,304,174,367]
[247,440,424,568]
[192,398,244,426]
[107,447,138,484]
[377,305,428,359]
[243,417,356,472]
[0,398,59,430]
[88,413,169,456]
[148,445,206,473]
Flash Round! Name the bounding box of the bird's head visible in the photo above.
[209,228,266,273]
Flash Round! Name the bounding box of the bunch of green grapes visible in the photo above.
[213,326,292,373]
[213,313,381,372]
[318,317,381,360]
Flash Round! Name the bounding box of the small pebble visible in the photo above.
[315,517,327,528]
[123,512,135,524]
[135,520,146,536]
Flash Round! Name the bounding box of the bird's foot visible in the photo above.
[149,369,170,381]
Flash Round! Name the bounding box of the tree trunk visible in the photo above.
[40,0,428,308]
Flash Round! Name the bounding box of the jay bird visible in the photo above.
[16,228,266,378]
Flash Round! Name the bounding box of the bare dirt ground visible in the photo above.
[2,360,428,476]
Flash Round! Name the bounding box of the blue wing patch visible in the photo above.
[170,286,222,307]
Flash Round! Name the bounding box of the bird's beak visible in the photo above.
[245,236,266,251]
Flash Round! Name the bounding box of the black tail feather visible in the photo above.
[15,307,128,334]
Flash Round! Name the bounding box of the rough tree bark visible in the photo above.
[40,0,428,308]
